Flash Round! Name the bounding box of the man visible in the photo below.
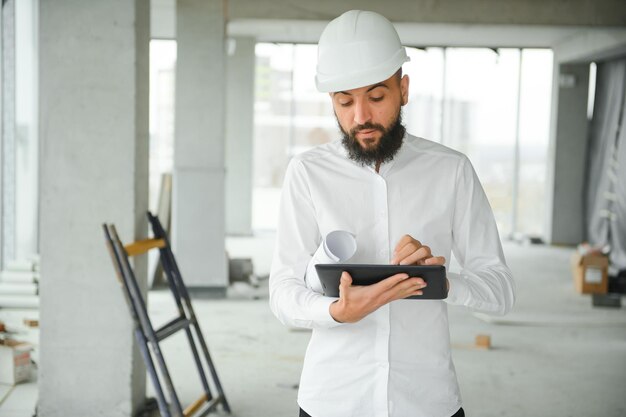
[269,10,515,417]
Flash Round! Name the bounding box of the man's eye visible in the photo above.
[370,96,384,102]
[339,101,353,107]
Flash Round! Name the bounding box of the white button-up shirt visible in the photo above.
[270,134,515,417]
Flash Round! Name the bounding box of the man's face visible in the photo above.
[332,73,409,165]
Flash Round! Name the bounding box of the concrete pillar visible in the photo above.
[545,61,590,245]
[174,0,227,294]
[225,36,255,236]
[39,1,149,416]
[1,0,16,268]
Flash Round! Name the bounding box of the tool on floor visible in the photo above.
[103,211,230,417]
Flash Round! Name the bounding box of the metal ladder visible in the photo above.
[103,211,231,417]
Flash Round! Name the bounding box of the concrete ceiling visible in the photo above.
[227,19,584,49]
[225,0,626,26]
[151,0,626,62]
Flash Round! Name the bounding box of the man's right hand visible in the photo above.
[329,271,427,323]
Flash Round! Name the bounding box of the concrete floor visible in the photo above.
[1,241,625,417]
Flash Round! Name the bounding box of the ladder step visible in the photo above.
[155,316,190,341]
[183,393,208,417]
[124,238,166,257]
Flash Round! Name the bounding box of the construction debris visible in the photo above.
[23,319,39,328]
[0,339,33,385]
[0,257,40,309]
[475,334,492,349]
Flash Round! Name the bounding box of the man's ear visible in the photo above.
[400,74,410,106]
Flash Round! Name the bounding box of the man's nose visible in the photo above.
[353,99,372,125]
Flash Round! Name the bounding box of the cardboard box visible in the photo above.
[571,252,609,294]
[0,339,33,385]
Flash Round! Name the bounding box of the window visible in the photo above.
[252,43,337,230]
[516,49,553,237]
[252,43,554,239]
[149,40,177,212]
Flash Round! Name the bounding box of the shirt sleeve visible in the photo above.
[444,156,516,316]
[269,158,344,329]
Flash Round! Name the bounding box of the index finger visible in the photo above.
[393,234,420,255]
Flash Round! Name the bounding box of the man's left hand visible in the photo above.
[390,234,446,266]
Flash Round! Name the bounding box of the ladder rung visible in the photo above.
[183,393,209,417]
[124,238,166,257]
[155,316,190,341]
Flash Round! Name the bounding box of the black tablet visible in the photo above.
[314,264,448,300]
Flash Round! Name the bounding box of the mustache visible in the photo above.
[350,122,385,137]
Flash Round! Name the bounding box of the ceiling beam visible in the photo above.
[227,0,626,27]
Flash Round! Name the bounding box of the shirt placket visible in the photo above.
[373,172,391,417]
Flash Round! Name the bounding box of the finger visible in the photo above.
[423,256,446,265]
[338,272,353,298]
[393,235,419,256]
[399,245,432,265]
[373,272,409,291]
[391,240,422,264]
[385,278,427,301]
[396,277,427,292]
[340,271,353,288]
[408,277,427,289]
[393,234,412,253]
[405,284,426,297]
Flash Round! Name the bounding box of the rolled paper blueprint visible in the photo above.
[305,230,356,294]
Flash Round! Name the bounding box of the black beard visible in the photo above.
[339,112,405,167]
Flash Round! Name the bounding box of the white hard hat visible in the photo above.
[315,10,410,93]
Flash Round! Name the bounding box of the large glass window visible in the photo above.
[252,43,553,239]
[516,49,553,238]
[443,48,521,236]
[149,40,177,212]
[252,44,337,230]
[1,0,39,267]
[403,48,445,142]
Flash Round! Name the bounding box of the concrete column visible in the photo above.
[225,36,255,236]
[1,0,16,268]
[545,61,590,245]
[39,1,149,416]
[174,0,227,294]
